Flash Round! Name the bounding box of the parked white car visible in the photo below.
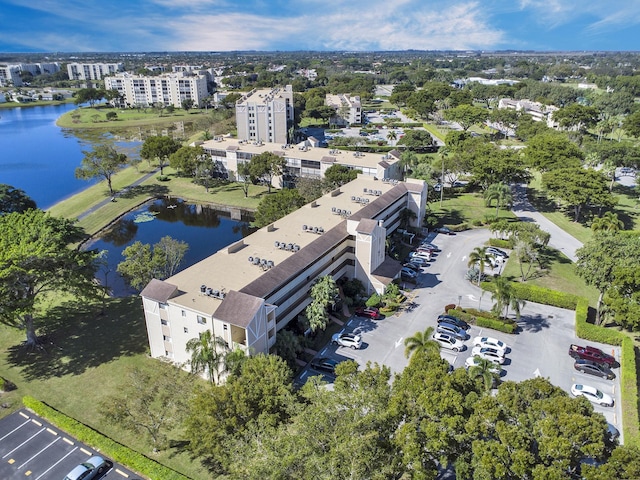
[472,336,508,356]
[471,346,505,364]
[432,332,465,352]
[571,384,614,407]
[465,355,501,374]
[331,331,363,350]
[409,251,432,262]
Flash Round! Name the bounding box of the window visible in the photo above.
[181,310,186,317]
[197,316,206,325]
[223,324,228,331]
[163,335,171,342]
[184,327,189,334]
[161,319,168,326]
[159,302,168,310]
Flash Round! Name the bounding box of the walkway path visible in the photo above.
[511,183,583,262]
[76,168,159,221]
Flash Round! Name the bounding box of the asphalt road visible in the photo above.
[0,409,139,480]
[298,228,623,439]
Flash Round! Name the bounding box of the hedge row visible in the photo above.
[620,338,640,447]
[444,307,517,334]
[480,281,580,310]
[22,396,191,480]
[574,298,625,346]
[488,238,511,249]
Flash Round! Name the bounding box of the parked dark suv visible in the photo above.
[437,314,470,330]
[574,359,615,380]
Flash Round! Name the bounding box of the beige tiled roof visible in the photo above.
[162,176,406,314]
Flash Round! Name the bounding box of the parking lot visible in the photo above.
[297,228,623,438]
[0,409,137,480]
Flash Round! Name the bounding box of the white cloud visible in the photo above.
[165,1,504,51]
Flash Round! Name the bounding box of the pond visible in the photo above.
[85,197,256,297]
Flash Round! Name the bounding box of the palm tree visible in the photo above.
[591,211,623,234]
[467,247,490,286]
[386,130,397,143]
[484,183,513,218]
[398,208,417,229]
[468,356,497,391]
[185,330,229,384]
[491,276,526,320]
[404,326,440,358]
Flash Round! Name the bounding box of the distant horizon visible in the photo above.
[1,1,639,53]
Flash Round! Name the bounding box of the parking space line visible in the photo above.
[18,436,61,469]
[62,437,74,445]
[46,428,57,435]
[25,469,32,475]
[34,446,77,480]
[30,420,42,427]
[2,428,45,459]
[19,412,29,419]
[115,468,130,477]
[80,447,92,455]
[0,418,32,442]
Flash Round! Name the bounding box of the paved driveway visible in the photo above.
[298,228,623,438]
[0,409,138,480]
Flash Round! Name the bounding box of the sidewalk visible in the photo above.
[77,168,159,221]
[511,183,583,262]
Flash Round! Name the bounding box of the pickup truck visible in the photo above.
[568,344,615,366]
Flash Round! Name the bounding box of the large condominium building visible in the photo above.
[236,86,294,145]
[199,137,402,187]
[0,63,60,87]
[140,176,427,368]
[326,93,362,126]
[67,62,124,81]
[104,71,208,109]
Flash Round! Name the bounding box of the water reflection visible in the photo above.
[86,197,256,297]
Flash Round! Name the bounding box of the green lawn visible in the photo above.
[429,190,518,226]
[0,297,209,480]
[499,246,600,306]
[56,105,210,129]
[527,173,640,244]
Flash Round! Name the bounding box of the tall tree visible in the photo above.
[443,104,489,131]
[404,326,440,358]
[117,236,188,291]
[623,110,640,139]
[237,161,253,198]
[542,167,614,222]
[323,164,359,189]
[169,145,206,177]
[491,276,526,320]
[249,151,286,194]
[140,135,181,175]
[483,183,513,218]
[523,133,584,172]
[305,275,339,333]
[98,364,192,449]
[0,184,36,214]
[0,210,98,347]
[253,188,306,228]
[185,330,229,384]
[468,246,491,286]
[75,144,128,196]
[467,356,497,391]
[552,103,599,132]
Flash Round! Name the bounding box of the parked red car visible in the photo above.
[354,306,383,320]
[569,344,616,367]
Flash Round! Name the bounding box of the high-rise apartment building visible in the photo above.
[235,86,294,144]
[67,62,124,81]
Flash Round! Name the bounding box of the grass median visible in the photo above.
[56,105,210,129]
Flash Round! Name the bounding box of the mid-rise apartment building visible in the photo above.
[326,93,362,126]
[0,63,60,87]
[104,71,208,109]
[140,176,426,369]
[198,137,402,187]
[235,86,294,144]
[67,62,124,81]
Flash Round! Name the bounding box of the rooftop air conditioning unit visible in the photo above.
[200,285,207,293]
[302,225,308,231]
[275,241,281,248]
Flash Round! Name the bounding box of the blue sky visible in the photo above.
[1,0,639,53]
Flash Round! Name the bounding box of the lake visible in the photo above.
[86,198,255,296]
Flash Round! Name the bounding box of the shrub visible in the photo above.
[472,219,483,227]
[22,396,189,480]
[476,316,517,334]
[366,293,381,308]
[449,223,469,232]
[574,298,625,346]
[488,238,511,249]
[444,304,456,313]
[156,175,170,182]
[443,307,516,333]
[620,338,640,447]
[481,281,579,310]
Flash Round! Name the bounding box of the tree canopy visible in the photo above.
[249,151,286,193]
[253,188,307,228]
[0,209,98,346]
[524,133,584,172]
[0,184,36,214]
[75,144,128,195]
[140,135,182,175]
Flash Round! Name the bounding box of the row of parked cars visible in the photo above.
[431,314,510,368]
[402,240,442,280]
[568,343,618,407]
